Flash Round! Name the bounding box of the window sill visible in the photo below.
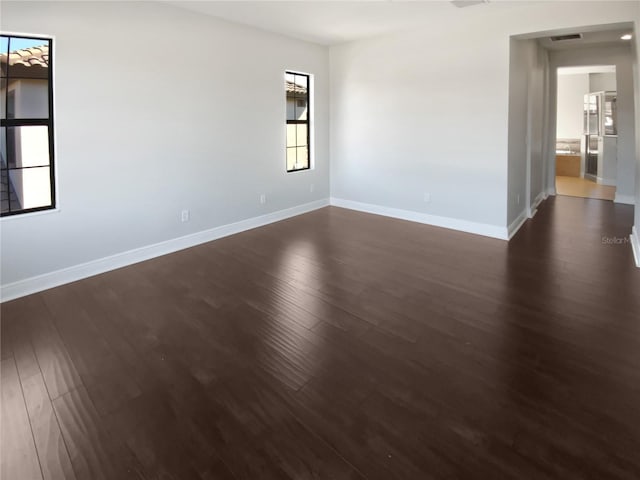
[1,207,61,221]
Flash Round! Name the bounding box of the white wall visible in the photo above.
[506,38,548,224]
[330,1,638,234]
[634,7,640,240]
[508,38,547,225]
[557,73,589,139]
[0,1,330,287]
[550,45,636,203]
[601,135,618,186]
[330,22,510,230]
[590,72,617,91]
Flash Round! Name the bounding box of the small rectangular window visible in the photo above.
[285,71,310,172]
[1,34,55,217]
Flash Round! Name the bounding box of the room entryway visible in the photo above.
[555,65,618,202]
[555,175,615,200]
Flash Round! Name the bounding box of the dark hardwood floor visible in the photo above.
[2,195,640,480]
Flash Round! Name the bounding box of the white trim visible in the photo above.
[614,194,636,205]
[0,199,329,302]
[631,226,640,268]
[596,176,617,187]
[528,191,547,219]
[329,197,508,240]
[0,207,61,222]
[533,191,547,209]
[508,210,528,240]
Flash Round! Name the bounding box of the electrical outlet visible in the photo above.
[310,183,315,193]
[423,192,431,203]
[260,194,266,205]
[517,194,520,205]
[181,209,190,222]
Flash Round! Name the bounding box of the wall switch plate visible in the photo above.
[181,209,190,222]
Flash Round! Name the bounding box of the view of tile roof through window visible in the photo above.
[285,79,307,95]
[0,44,48,69]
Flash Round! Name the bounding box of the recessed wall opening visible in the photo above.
[555,65,617,201]
[507,20,636,234]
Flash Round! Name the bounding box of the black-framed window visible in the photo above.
[1,34,55,217]
[285,72,310,172]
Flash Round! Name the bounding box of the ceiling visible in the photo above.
[164,1,523,46]
[164,1,634,48]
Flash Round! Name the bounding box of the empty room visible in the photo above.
[1,1,640,479]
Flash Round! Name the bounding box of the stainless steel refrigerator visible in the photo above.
[583,93,600,180]
[583,91,617,181]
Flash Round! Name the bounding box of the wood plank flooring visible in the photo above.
[2,195,640,479]
[556,175,616,201]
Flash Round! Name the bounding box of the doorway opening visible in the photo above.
[555,65,617,201]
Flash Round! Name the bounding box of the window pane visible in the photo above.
[286,97,297,121]
[294,74,308,90]
[296,146,308,169]
[6,126,50,168]
[296,124,307,146]
[0,36,7,77]
[286,147,297,171]
[286,124,297,147]
[1,168,9,213]
[6,38,49,80]
[294,98,308,121]
[0,79,5,118]
[8,166,51,210]
[0,127,5,166]
[7,89,15,119]
[3,79,49,119]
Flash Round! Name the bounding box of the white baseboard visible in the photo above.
[596,176,616,187]
[585,173,598,183]
[631,226,640,268]
[614,194,636,205]
[508,210,528,240]
[533,191,547,209]
[0,199,330,302]
[528,191,548,219]
[329,197,508,240]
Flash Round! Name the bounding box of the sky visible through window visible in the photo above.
[0,36,48,54]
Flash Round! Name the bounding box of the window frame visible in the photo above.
[285,71,311,173]
[1,33,56,218]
